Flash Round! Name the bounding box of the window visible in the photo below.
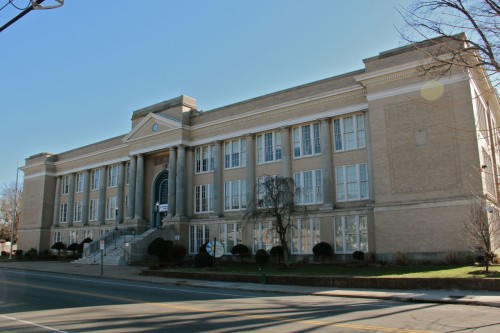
[293,123,321,158]
[60,203,68,223]
[194,184,213,213]
[483,149,494,194]
[83,229,93,240]
[256,131,281,164]
[224,180,247,211]
[294,170,323,204]
[61,175,70,195]
[335,163,369,201]
[91,169,101,190]
[89,199,98,221]
[69,230,78,245]
[334,215,368,254]
[218,223,242,254]
[333,114,365,151]
[106,196,117,220]
[74,201,82,222]
[291,218,320,254]
[189,225,210,254]
[224,139,247,169]
[107,165,118,188]
[75,172,84,193]
[253,221,279,253]
[195,145,215,173]
[54,231,62,243]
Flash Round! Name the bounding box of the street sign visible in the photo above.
[159,204,168,212]
[206,240,224,258]
[99,240,105,250]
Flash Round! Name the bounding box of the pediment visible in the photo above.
[123,113,182,143]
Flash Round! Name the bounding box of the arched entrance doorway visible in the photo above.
[153,170,168,228]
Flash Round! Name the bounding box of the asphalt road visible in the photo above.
[1,269,499,333]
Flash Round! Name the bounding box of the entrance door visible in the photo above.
[153,171,168,227]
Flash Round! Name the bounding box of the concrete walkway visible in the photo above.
[1,260,500,308]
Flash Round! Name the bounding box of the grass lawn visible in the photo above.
[167,263,500,279]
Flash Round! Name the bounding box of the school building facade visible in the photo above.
[18,37,500,263]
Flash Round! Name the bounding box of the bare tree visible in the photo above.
[0,182,23,244]
[398,0,499,88]
[462,198,500,272]
[242,176,307,266]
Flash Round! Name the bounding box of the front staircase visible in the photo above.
[72,227,176,266]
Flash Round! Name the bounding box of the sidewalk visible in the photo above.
[2,260,500,308]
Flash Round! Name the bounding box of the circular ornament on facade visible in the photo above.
[152,123,159,132]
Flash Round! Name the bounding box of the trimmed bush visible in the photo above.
[352,251,365,262]
[231,244,250,255]
[67,243,80,253]
[255,249,269,265]
[25,248,37,260]
[270,245,284,256]
[51,242,66,255]
[313,242,332,257]
[148,238,172,262]
[194,251,214,267]
[170,244,187,265]
[199,242,209,253]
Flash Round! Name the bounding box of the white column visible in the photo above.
[213,141,223,217]
[117,162,125,224]
[176,145,186,218]
[320,118,334,208]
[134,154,144,220]
[98,166,107,224]
[167,148,177,218]
[127,156,136,219]
[280,126,292,179]
[245,134,256,211]
[53,176,61,226]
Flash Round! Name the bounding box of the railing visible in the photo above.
[83,229,135,259]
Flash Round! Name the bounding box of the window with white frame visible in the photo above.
[54,231,62,243]
[253,221,279,252]
[74,201,82,222]
[189,224,210,254]
[61,175,70,195]
[194,184,213,213]
[107,165,118,188]
[335,163,369,201]
[291,218,320,254]
[224,180,247,211]
[334,215,368,254]
[294,170,323,204]
[195,145,215,173]
[89,199,98,221]
[224,139,247,169]
[91,169,101,190]
[75,172,84,193]
[256,131,282,164]
[218,223,242,254]
[293,123,321,158]
[69,230,78,245]
[106,196,117,220]
[83,229,92,240]
[60,203,68,223]
[333,114,366,151]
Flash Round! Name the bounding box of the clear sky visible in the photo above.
[0,0,412,186]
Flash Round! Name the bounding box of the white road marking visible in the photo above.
[0,314,68,333]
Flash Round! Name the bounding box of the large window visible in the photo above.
[91,169,100,190]
[224,139,246,169]
[253,221,279,253]
[195,145,215,173]
[107,165,118,188]
[334,215,368,254]
[333,114,366,151]
[294,170,323,204]
[218,223,242,254]
[74,201,82,222]
[75,172,84,193]
[106,196,117,220]
[224,180,247,211]
[61,175,70,195]
[60,203,68,223]
[54,231,61,243]
[89,199,98,221]
[256,131,282,164]
[335,163,369,201]
[189,225,210,254]
[293,123,321,158]
[291,218,320,254]
[194,184,213,213]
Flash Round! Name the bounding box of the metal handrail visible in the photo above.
[83,229,134,258]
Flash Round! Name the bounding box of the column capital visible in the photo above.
[320,117,331,124]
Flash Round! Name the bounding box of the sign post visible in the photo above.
[100,240,105,277]
[206,238,224,269]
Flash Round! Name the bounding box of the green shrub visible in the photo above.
[231,244,250,255]
[170,244,187,265]
[67,243,80,253]
[51,242,66,255]
[148,238,172,262]
[313,242,332,257]
[194,251,214,267]
[352,251,365,262]
[25,248,37,260]
[14,250,23,258]
[270,245,284,256]
[199,242,209,253]
[255,249,269,265]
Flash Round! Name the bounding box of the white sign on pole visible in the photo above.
[206,240,224,258]
[159,204,169,212]
[99,240,105,250]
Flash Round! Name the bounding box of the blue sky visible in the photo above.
[0,0,412,185]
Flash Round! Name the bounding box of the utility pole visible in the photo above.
[9,162,20,260]
[0,0,45,33]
